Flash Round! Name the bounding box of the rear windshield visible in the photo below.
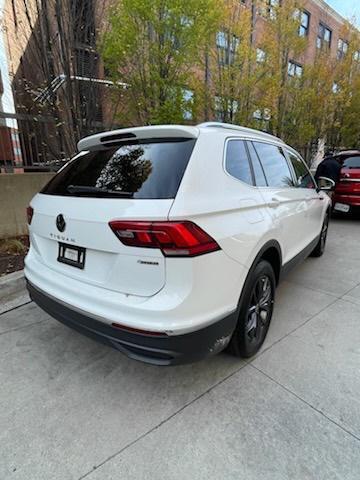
[41,138,196,199]
[342,156,360,168]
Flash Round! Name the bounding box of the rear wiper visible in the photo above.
[67,185,133,198]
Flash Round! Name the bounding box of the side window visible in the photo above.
[343,156,360,168]
[287,151,316,189]
[246,141,267,186]
[225,139,253,185]
[252,142,294,188]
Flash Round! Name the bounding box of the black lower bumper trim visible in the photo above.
[26,280,238,366]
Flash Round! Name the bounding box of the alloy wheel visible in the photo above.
[320,215,329,251]
[245,275,274,346]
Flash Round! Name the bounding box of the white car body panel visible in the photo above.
[29,194,173,297]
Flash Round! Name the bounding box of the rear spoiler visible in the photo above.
[78,125,200,152]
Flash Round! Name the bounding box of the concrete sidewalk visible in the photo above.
[0,271,29,314]
[1,218,360,480]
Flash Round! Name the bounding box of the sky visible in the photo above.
[326,0,360,25]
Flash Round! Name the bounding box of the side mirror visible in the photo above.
[317,176,336,191]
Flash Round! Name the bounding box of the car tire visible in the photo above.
[310,212,329,258]
[228,260,276,358]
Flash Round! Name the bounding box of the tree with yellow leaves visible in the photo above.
[258,0,307,138]
[102,0,222,125]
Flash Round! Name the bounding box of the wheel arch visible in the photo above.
[236,239,282,314]
[247,240,282,286]
[258,241,282,285]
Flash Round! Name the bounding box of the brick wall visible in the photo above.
[302,0,347,64]
[249,0,347,67]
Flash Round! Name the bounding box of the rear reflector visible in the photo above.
[27,206,34,225]
[111,322,167,337]
[109,221,220,257]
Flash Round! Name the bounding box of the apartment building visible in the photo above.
[212,0,354,129]
[247,0,349,73]
[302,0,350,64]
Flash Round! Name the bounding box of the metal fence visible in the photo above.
[0,112,61,172]
[0,111,118,173]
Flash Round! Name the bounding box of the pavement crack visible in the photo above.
[284,279,340,299]
[252,295,340,362]
[252,278,360,364]
[250,363,360,443]
[339,279,360,303]
[0,318,47,337]
[0,300,33,317]
[77,360,250,480]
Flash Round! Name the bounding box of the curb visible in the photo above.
[0,270,27,306]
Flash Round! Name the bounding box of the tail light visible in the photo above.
[27,206,34,225]
[109,220,220,257]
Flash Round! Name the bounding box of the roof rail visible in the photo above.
[197,122,284,143]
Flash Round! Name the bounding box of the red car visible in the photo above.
[333,150,360,214]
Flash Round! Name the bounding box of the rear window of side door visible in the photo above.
[223,138,266,226]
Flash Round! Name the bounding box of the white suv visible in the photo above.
[25,122,331,365]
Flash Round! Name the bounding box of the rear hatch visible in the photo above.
[29,127,198,297]
[337,155,360,196]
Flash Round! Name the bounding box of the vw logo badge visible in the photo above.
[56,214,66,232]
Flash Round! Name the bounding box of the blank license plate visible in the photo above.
[58,243,86,269]
[334,203,350,213]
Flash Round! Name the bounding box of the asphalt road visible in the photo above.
[1,218,360,480]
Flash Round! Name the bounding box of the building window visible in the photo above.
[216,31,227,49]
[317,23,332,50]
[214,96,239,122]
[164,16,193,50]
[354,51,360,61]
[253,108,271,121]
[337,39,349,60]
[258,0,279,19]
[268,0,279,19]
[288,60,303,78]
[256,48,266,63]
[216,31,239,65]
[180,15,193,27]
[299,11,310,37]
[182,89,193,120]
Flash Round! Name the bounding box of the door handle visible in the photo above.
[307,196,323,201]
[268,198,280,208]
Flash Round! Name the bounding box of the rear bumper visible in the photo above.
[333,193,360,208]
[27,280,238,366]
